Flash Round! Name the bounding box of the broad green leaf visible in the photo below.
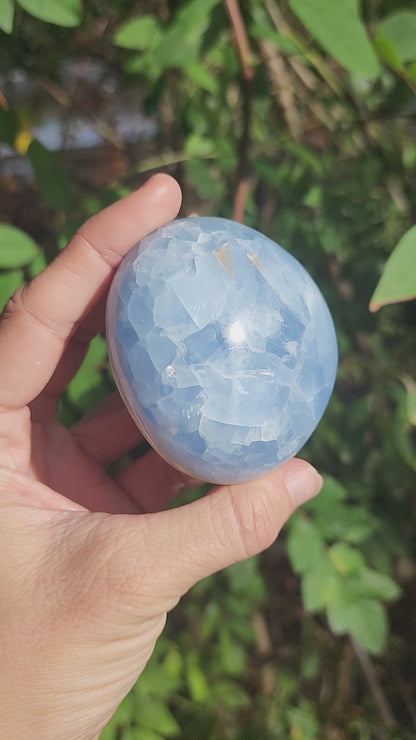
[287,515,324,574]
[114,15,162,51]
[27,251,47,278]
[28,140,75,212]
[225,557,266,601]
[373,34,404,73]
[132,729,163,740]
[327,594,387,654]
[186,652,210,703]
[17,0,82,27]
[288,700,320,740]
[156,0,220,71]
[67,335,107,411]
[139,660,182,697]
[370,226,416,311]
[218,626,246,676]
[0,224,39,268]
[329,542,365,576]
[401,375,416,426]
[347,568,401,602]
[0,0,14,33]
[184,61,219,94]
[136,698,180,736]
[185,134,216,158]
[376,12,416,64]
[301,557,339,612]
[0,269,23,310]
[289,0,380,79]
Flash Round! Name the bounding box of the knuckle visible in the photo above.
[1,284,26,321]
[223,481,282,560]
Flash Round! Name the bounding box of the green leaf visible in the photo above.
[114,15,162,51]
[329,542,365,576]
[370,226,416,311]
[16,0,82,27]
[28,140,75,212]
[327,593,388,654]
[67,335,107,411]
[0,269,23,310]
[0,224,40,268]
[186,652,210,703]
[289,0,380,79]
[373,34,404,73]
[136,698,180,736]
[287,515,324,574]
[218,626,246,676]
[401,375,416,426]
[376,11,416,64]
[301,556,339,612]
[132,729,164,740]
[184,61,219,94]
[185,134,216,158]
[0,0,14,33]
[346,568,401,602]
[156,0,220,71]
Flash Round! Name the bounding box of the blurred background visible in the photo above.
[1,1,416,738]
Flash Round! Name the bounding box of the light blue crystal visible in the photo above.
[106,217,338,484]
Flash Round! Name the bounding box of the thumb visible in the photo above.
[109,457,322,608]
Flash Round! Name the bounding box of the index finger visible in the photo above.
[0,174,182,411]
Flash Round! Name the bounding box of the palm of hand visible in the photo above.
[0,175,316,740]
[0,177,190,740]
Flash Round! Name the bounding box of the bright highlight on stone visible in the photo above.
[106,217,338,484]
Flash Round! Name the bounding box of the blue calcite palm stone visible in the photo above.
[106,217,337,484]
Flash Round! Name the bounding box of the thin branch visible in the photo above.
[223,0,254,222]
[223,0,254,82]
[351,639,395,728]
[256,37,302,142]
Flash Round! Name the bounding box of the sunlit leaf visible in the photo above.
[346,568,401,602]
[301,557,339,612]
[370,226,416,311]
[327,593,387,654]
[0,0,14,33]
[114,15,162,51]
[329,542,365,576]
[289,0,380,79]
[376,11,416,64]
[287,515,324,574]
[0,224,39,268]
[156,0,220,70]
[17,0,82,27]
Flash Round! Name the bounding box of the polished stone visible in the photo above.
[106,217,338,484]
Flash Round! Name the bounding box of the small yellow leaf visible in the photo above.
[14,127,32,154]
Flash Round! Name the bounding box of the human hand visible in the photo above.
[0,174,323,740]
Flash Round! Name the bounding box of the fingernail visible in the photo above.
[285,464,323,509]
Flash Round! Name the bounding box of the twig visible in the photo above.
[252,609,276,696]
[256,37,302,142]
[223,0,254,81]
[351,638,395,728]
[134,150,190,174]
[223,0,254,222]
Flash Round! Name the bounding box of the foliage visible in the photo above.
[1,0,416,737]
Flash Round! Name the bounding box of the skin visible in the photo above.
[0,174,323,740]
